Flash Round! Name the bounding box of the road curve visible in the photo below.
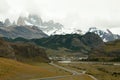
[30,62,98,80]
[49,62,82,75]
[32,75,74,80]
[49,62,98,80]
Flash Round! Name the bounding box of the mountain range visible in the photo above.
[3,32,120,61]
[0,14,120,42]
[0,14,119,61]
[16,14,63,35]
[16,14,84,35]
[4,32,104,54]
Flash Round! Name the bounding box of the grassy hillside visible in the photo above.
[54,74,94,80]
[89,40,120,61]
[0,58,70,80]
[105,40,120,53]
[58,63,120,80]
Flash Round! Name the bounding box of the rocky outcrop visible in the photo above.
[17,17,25,26]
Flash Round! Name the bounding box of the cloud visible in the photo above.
[0,0,120,34]
[0,0,10,14]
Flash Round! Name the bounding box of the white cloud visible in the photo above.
[0,0,120,34]
[110,27,120,34]
[0,0,9,13]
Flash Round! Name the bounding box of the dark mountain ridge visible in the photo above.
[89,39,120,61]
[3,33,120,61]
[0,38,50,63]
[3,32,104,54]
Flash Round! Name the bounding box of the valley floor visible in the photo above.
[0,58,94,80]
[31,62,95,80]
[57,61,120,80]
[0,58,69,80]
[33,74,94,80]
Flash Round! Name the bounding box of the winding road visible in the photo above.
[31,62,98,80]
[49,62,83,75]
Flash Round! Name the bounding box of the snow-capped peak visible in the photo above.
[17,14,84,36]
[88,27,120,42]
[50,27,83,35]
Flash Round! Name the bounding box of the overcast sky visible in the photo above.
[0,0,120,34]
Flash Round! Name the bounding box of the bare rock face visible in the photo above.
[4,18,11,26]
[27,14,43,26]
[18,14,63,35]
[17,17,25,26]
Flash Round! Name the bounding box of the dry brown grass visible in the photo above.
[55,74,94,80]
[58,63,120,80]
[0,58,69,80]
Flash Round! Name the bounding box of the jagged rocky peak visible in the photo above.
[88,27,105,35]
[42,20,63,30]
[15,14,63,35]
[27,14,43,26]
[106,29,113,35]
[17,16,26,26]
[16,14,42,26]
[4,18,11,26]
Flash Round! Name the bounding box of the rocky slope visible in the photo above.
[0,38,50,62]
[0,25,48,39]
